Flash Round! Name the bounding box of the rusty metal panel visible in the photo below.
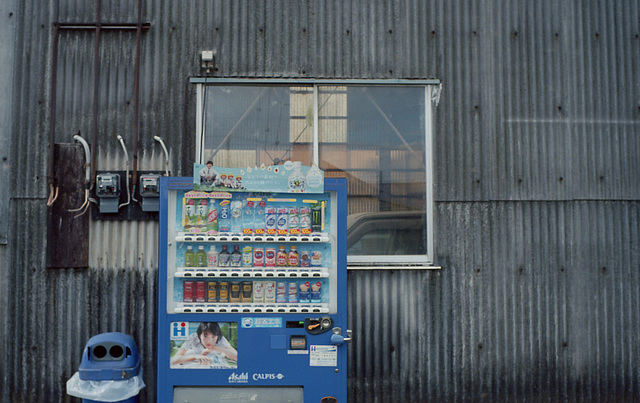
[46,143,89,268]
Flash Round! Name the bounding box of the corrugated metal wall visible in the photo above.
[2,0,639,402]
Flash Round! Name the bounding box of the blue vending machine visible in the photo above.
[158,172,348,403]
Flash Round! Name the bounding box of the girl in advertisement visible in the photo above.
[171,322,238,367]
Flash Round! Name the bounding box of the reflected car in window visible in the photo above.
[346,211,426,256]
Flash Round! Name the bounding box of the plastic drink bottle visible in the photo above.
[207,199,218,233]
[288,161,306,192]
[288,245,299,267]
[218,200,231,233]
[183,199,196,229]
[219,245,231,266]
[265,248,276,267]
[254,200,266,235]
[276,207,288,235]
[207,245,218,267]
[311,282,322,303]
[184,246,195,267]
[242,200,255,235]
[288,207,300,235]
[265,207,277,235]
[231,244,242,267]
[288,282,298,303]
[195,245,207,267]
[299,206,311,234]
[242,246,253,267]
[230,200,242,234]
[298,282,310,303]
[196,199,208,228]
[276,282,287,303]
[276,245,288,267]
[183,281,194,302]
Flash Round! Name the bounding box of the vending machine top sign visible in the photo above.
[194,162,324,194]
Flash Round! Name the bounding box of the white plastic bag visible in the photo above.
[66,371,145,402]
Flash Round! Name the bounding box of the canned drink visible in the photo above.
[311,204,322,232]
[242,246,253,267]
[299,206,311,234]
[276,281,287,303]
[241,281,253,302]
[265,247,276,267]
[253,281,265,303]
[183,281,194,302]
[218,281,229,303]
[288,207,300,235]
[207,281,218,302]
[265,207,277,235]
[264,281,276,303]
[299,250,310,267]
[288,282,298,303]
[230,282,241,302]
[253,247,264,267]
[276,206,288,235]
[195,281,206,302]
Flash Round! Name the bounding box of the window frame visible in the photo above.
[191,78,440,267]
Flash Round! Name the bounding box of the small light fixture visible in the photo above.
[201,50,214,74]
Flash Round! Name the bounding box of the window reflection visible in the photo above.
[202,84,429,259]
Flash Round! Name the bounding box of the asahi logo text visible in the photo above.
[228,372,248,383]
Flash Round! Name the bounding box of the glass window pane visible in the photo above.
[201,83,431,262]
[202,85,313,167]
[318,85,427,257]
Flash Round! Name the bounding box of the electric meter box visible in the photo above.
[140,174,161,212]
[157,173,348,403]
[96,173,121,213]
[96,173,121,197]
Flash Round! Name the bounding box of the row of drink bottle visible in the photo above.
[182,197,324,235]
[183,244,323,268]
[183,280,323,304]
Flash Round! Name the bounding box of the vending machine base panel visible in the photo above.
[173,386,304,403]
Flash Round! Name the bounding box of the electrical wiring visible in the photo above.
[117,135,131,209]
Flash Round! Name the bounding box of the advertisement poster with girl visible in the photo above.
[170,322,238,369]
[193,161,324,194]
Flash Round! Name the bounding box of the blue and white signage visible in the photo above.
[194,161,324,194]
[241,317,283,328]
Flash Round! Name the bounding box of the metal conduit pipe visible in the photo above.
[132,0,142,187]
[90,0,102,188]
[47,0,60,204]
[154,136,170,176]
[73,133,91,185]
